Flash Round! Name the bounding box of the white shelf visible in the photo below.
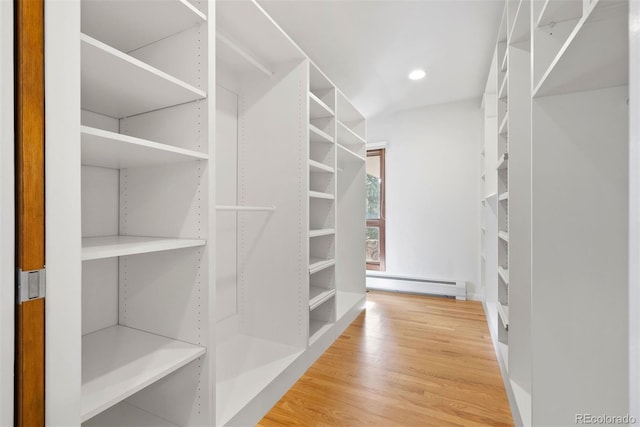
[499,231,510,243]
[497,153,509,170]
[310,62,334,93]
[309,190,335,200]
[81,325,205,422]
[81,0,206,53]
[498,266,510,285]
[216,205,275,212]
[309,92,335,119]
[309,319,333,344]
[536,0,582,28]
[498,73,508,100]
[533,1,627,97]
[486,301,500,338]
[309,257,336,274]
[309,228,335,238]
[216,3,307,77]
[501,50,508,72]
[309,124,334,144]
[83,401,177,427]
[81,33,206,118]
[497,0,508,42]
[81,126,208,169]
[498,341,509,368]
[509,0,531,45]
[499,191,509,201]
[216,334,303,426]
[497,303,510,329]
[309,286,337,311]
[498,112,508,136]
[337,121,366,150]
[336,89,365,124]
[82,236,206,261]
[309,159,335,174]
[216,29,274,78]
[337,143,366,164]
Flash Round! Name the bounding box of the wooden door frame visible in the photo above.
[366,148,385,271]
[15,0,46,425]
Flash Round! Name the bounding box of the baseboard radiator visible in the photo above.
[366,272,467,300]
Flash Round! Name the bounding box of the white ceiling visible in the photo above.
[258,0,504,119]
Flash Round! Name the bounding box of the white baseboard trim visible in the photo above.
[366,272,466,300]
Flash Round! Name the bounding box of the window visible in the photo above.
[366,148,385,271]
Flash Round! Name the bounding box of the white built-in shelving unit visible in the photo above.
[307,61,338,343]
[485,0,531,424]
[482,0,631,425]
[530,0,629,424]
[480,142,487,292]
[334,89,367,330]
[481,44,499,354]
[45,0,365,426]
[496,4,511,355]
[47,0,214,425]
[215,1,310,424]
[213,1,366,425]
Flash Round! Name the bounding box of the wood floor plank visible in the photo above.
[259,291,513,426]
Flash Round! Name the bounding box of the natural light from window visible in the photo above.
[366,149,385,271]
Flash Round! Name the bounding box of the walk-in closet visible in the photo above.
[1,0,639,425]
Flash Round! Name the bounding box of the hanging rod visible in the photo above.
[216,205,276,212]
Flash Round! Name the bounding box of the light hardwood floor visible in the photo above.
[259,290,513,426]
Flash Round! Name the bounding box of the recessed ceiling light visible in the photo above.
[408,69,426,80]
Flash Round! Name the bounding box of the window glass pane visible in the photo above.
[366,154,381,219]
[366,226,380,263]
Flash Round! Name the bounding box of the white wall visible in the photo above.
[0,1,13,424]
[367,99,482,298]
